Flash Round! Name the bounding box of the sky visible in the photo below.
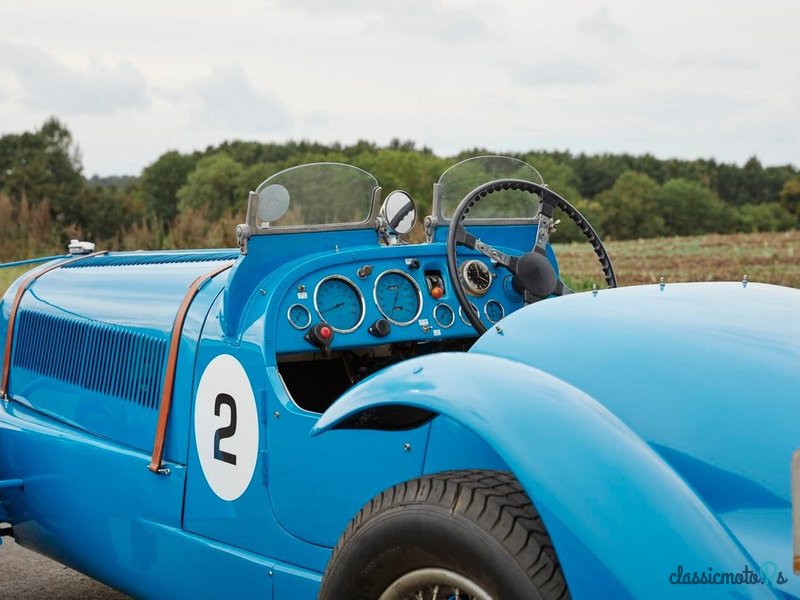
[0,0,798,176]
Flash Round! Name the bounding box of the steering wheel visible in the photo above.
[446,179,617,334]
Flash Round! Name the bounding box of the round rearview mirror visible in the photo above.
[257,184,290,224]
[381,190,417,235]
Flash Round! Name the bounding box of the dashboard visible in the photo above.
[273,246,524,355]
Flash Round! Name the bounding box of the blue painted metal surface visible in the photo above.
[0,161,796,598]
[315,282,800,598]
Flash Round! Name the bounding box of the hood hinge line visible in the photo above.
[147,262,233,475]
[0,251,109,399]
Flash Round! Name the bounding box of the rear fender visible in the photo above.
[313,353,775,600]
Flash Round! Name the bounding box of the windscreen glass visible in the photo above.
[253,163,378,230]
[437,156,543,220]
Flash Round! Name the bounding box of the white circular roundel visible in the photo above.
[194,354,259,501]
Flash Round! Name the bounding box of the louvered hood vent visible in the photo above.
[12,309,167,410]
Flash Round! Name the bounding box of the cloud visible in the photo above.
[677,55,759,71]
[577,5,628,43]
[0,43,149,115]
[631,90,757,125]
[188,64,292,133]
[712,57,758,71]
[265,0,488,38]
[516,60,609,86]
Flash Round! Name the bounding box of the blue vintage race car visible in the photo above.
[0,156,797,599]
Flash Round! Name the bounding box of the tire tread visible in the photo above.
[324,469,569,599]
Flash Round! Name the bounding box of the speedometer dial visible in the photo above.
[314,275,365,333]
[373,270,422,326]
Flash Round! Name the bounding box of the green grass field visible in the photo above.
[554,230,800,292]
[0,230,798,296]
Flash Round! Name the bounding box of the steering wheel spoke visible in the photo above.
[552,278,575,296]
[532,213,554,254]
[454,224,518,271]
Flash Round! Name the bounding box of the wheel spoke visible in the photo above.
[378,568,496,600]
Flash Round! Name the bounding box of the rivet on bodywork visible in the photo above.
[659,277,666,292]
[742,274,748,288]
[403,443,412,452]
[273,411,280,419]
[297,284,306,293]
[495,325,503,335]
[259,288,266,295]
[592,283,598,297]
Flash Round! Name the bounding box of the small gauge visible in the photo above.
[314,275,365,333]
[287,303,311,329]
[484,300,505,324]
[433,303,455,328]
[373,270,423,325]
[459,302,481,326]
[460,259,493,296]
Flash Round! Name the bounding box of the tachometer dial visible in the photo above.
[484,299,505,324]
[459,302,481,326]
[460,259,492,296]
[287,303,311,329]
[373,270,422,326]
[313,275,365,333]
[433,303,455,328]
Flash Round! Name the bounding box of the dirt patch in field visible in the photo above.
[553,230,800,291]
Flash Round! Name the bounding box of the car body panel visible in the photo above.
[315,282,800,598]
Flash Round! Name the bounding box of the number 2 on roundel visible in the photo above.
[214,393,238,465]
[194,354,258,501]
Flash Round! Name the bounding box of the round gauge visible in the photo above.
[460,259,493,296]
[313,275,365,333]
[287,303,311,330]
[459,302,481,326]
[433,303,455,328]
[373,270,423,326]
[484,300,505,324]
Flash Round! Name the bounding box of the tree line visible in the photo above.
[0,117,797,259]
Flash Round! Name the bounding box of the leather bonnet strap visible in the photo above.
[1,251,108,398]
[148,262,233,474]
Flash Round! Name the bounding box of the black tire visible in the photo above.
[319,470,568,600]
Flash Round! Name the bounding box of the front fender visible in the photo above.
[313,353,776,599]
